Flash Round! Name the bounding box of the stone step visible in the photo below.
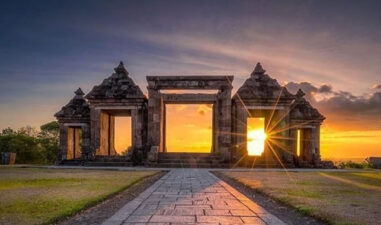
[158,153,221,160]
[60,160,81,166]
[83,162,133,167]
[148,162,231,168]
[155,153,227,168]
[297,160,315,168]
[94,157,131,162]
[157,158,222,164]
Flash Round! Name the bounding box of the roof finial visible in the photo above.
[74,88,85,96]
[251,62,266,76]
[114,61,129,75]
[296,89,305,99]
[74,87,85,100]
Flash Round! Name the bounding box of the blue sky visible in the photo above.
[1,0,381,130]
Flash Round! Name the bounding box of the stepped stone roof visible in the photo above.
[86,61,146,100]
[290,89,325,122]
[234,63,295,102]
[55,88,90,120]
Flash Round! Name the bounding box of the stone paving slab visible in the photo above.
[102,169,286,225]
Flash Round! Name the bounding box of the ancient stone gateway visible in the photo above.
[55,61,328,168]
[146,76,233,163]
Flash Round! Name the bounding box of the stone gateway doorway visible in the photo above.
[165,103,213,153]
[146,76,234,162]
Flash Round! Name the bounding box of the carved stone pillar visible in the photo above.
[235,101,247,158]
[147,88,162,162]
[212,102,219,153]
[90,107,101,156]
[217,87,232,162]
[81,123,91,159]
[58,123,68,161]
[302,128,314,163]
[312,124,321,164]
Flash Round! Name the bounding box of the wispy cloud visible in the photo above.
[286,82,381,130]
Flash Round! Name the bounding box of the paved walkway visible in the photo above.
[102,169,286,225]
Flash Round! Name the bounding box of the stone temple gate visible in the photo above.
[55,61,330,168]
[146,76,233,163]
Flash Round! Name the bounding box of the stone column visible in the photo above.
[217,87,232,162]
[302,128,313,163]
[275,110,293,163]
[230,103,236,153]
[131,106,145,149]
[81,123,91,159]
[231,100,247,159]
[289,128,297,156]
[312,124,321,164]
[315,125,321,158]
[58,123,68,161]
[131,108,137,148]
[212,102,218,153]
[237,101,247,157]
[90,106,101,156]
[109,115,116,156]
[162,103,166,152]
[147,87,162,162]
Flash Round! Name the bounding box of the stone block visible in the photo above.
[147,146,159,162]
[196,215,243,223]
[149,215,195,223]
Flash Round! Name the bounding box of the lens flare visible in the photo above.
[247,129,267,156]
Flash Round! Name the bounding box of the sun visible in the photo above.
[247,129,267,156]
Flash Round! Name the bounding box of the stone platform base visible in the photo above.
[59,156,133,167]
[146,153,230,168]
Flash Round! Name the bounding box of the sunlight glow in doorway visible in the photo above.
[114,116,131,155]
[247,117,267,156]
[166,104,212,153]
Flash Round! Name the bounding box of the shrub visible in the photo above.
[0,121,59,164]
[338,160,373,169]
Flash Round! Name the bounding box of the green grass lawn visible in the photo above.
[222,170,381,225]
[0,167,159,225]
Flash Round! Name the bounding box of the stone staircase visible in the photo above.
[84,156,133,167]
[150,153,230,168]
[59,155,133,167]
[59,159,82,166]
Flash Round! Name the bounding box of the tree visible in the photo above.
[0,133,46,164]
[39,121,60,163]
[0,121,60,164]
[40,121,59,141]
[18,126,38,137]
[1,127,15,135]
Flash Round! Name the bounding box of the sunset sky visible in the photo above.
[1,0,381,159]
